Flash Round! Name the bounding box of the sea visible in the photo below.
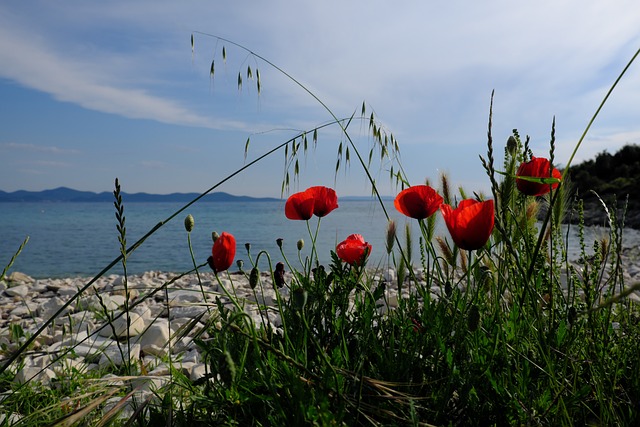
[2,200,639,279]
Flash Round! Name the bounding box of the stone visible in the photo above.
[190,363,208,382]
[136,323,173,356]
[167,289,203,305]
[7,272,34,284]
[97,312,146,338]
[14,366,56,385]
[5,285,29,298]
[37,296,71,319]
[99,343,141,369]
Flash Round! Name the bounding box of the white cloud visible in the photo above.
[0,142,80,154]
[0,4,251,131]
[1,1,640,195]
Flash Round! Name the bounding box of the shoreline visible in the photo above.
[5,240,640,283]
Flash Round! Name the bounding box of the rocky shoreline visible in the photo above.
[2,249,640,421]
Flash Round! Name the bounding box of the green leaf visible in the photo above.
[361,101,366,117]
[247,65,253,80]
[222,46,226,62]
[210,60,215,77]
[237,72,242,91]
[313,128,318,148]
[256,68,261,94]
[497,169,562,185]
[244,137,250,160]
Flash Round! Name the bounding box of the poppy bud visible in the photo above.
[276,238,284,248]
[236,259,244,272]
[245,242,251,253]
[467,305,480,332]
[506,135,517,155]
[249,267,260,289]
[568,306,577,325]
[297,239,304,251]
[292,287,308,310]
[274,262,285,288]
[445,281,452,298]
[211,231,219,242]
[184,214,195,232]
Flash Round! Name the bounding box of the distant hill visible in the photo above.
[567,144,640,228]
[0,187,279,203]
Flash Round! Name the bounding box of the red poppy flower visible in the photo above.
[516,157,561,196]
[394,185,443,219]
[336,234,372,265]
[440,199,494,251]
[285,190,315,220]
[209,232,236,273]
[306,186,339,217]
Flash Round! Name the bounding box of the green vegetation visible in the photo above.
[1,36,640,426]
[568,144,640,227]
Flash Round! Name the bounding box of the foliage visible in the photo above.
[567,144,640,227]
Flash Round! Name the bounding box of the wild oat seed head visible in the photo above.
[386,220,397,254]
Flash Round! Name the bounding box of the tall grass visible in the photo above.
[1,36,639,426]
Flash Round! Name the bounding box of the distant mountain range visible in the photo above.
[0,187,279,203]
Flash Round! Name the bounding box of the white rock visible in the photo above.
[136,323,173,355]
[37,297,71,319]
[7,272,34,284]
[57,286,81,298]
[5,285,29,298]
[97,312,146,338]
[99,343,141,369]
[0,412,23,425]
[168,289,203,305]
[182,349,200,364]
[149,363,170,376]
[9,302,38,317]
[167,306,208,320]
[190,363,208,382]
[14,366,56,385]
[383,269,397,283]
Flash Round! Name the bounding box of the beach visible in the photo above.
[2,245,640,421]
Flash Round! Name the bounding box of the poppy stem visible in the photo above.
[306,218,322,277]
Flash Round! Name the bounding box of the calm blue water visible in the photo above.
[0,200,423,278]
[2,200,638,279]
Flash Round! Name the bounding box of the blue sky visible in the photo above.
[1,1,640,198]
